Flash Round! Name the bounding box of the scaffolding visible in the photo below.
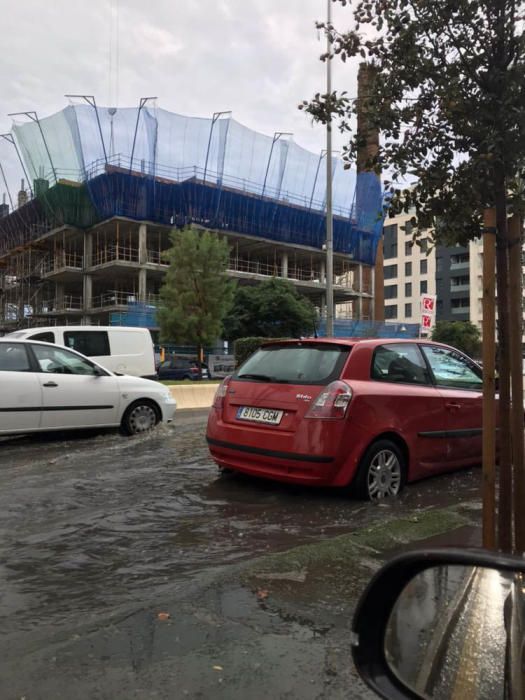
[0,104,385,330]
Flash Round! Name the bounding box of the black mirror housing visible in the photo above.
[352,547,525,700]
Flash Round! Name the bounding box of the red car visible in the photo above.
[206,338,484,500]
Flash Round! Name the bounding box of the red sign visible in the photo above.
[421,314,433,329]
[422,296,436,313]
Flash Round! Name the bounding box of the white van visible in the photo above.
[6,326,156,378]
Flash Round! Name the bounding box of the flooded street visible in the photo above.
[0,410,482,699]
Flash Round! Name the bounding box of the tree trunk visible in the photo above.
[509,215,525,552]
[482,208,497,550]
[495,174,512,552]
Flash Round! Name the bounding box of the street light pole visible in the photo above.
[325,0,334,337]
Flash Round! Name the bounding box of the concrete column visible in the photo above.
[56,283,65,309]
[358,264,364,319]
[83,231,93,269]
[320,260,326,284]
[281,252,288,279]
[139,269,147,301]
[370,267,376,321]
[83,274,92,312]
[139,223,148,265]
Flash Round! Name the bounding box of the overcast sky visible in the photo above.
[0,0,359,198]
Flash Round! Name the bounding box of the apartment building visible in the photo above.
[382,211,436,326]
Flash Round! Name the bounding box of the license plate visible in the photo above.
[236,406,283,425]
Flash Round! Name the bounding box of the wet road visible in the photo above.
[0,410,482,699]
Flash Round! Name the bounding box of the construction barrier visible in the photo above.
[169,383,218,410]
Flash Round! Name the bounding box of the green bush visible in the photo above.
[233,337,290,368]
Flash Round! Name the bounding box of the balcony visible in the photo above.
[37,296,83,314]
[228,256,326,283]
[90,290,160,311]
[91,245,139,267]
[41,253,83,278]
[146,249,169,266]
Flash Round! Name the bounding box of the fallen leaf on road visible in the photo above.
[256,589,269,600]
[157,612,170,621]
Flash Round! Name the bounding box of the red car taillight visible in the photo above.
[306,381,353,420]
[213,375,232,409]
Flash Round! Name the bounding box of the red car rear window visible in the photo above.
[236,343,351,385]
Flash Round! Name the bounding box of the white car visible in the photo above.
[0,338,176,436]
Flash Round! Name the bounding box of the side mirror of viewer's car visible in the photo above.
[352,548,525,700]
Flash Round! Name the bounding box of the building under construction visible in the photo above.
[0,102,385,333]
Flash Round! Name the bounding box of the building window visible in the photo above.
[420,280,428,294]
[420,238,428,253]
[451,252,469,265]
[451,297,470,309]
[384,264,398,280]
[405,262,412,276]
[405,241,413,256]
[405,282,412,296]
[385,305,398,320]
[451,275,470,287]
[385,285,398,300]
[383,224,398,259]
[420,259,427,274]
[405,303,412,317]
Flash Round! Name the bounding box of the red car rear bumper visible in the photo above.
[206,435,339,485]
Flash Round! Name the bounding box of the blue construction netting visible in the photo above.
[86,169,380,259]
[7,105,385,265]
[317,319,420,338]
[110,302,157,328]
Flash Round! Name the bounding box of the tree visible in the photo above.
[222,278,318,341]
[158,228,235,354]
[302,0,525,552]
[431,321,481,359]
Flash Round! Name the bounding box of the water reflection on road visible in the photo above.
[0,410,482,696]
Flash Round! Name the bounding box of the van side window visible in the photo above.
[30,332,55,343]
[64,331,110,357]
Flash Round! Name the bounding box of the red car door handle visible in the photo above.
[43,381,58,387]
[446,402,461,410]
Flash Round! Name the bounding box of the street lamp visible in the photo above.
[325,0,334,337]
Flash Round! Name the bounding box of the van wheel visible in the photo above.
[121,400,159,436]
[353,439,406,501]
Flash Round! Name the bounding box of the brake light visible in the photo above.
[305,381,353,419]
[213,375,232,409]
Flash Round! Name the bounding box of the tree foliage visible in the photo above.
[431,320,481,359]
[158,228,235,347]
[302,0,525,550]
[222,278,318,341]
[301,0,525,245]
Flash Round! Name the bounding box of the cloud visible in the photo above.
[0,0,358,195]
